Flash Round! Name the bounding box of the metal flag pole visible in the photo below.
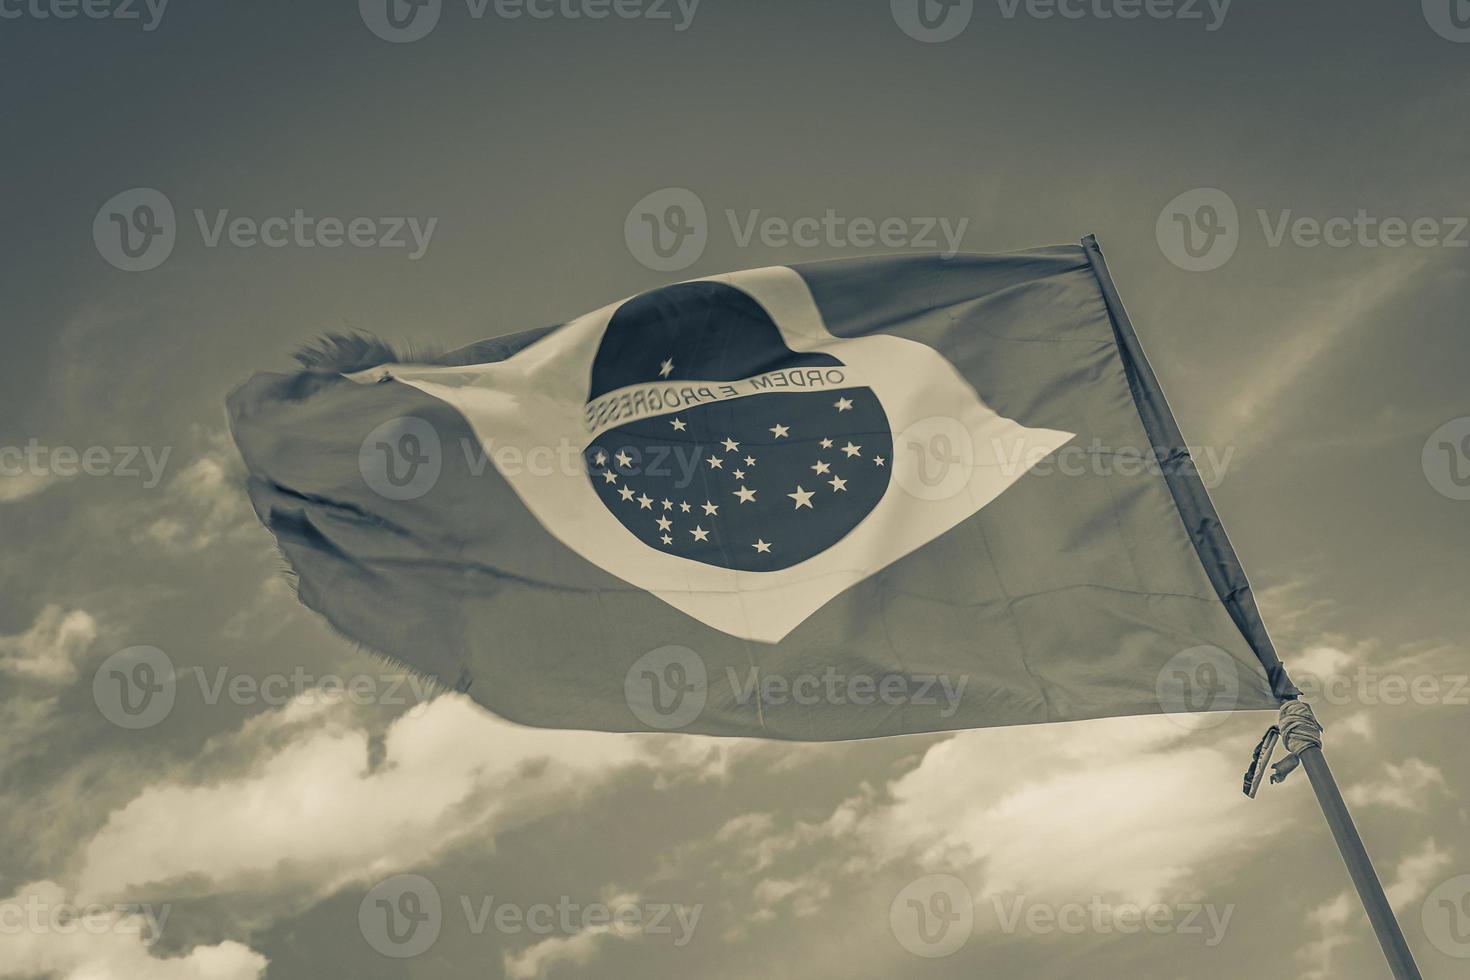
[1302,744,1424,979]
[1247,700,1423,980]
[1080,234,1422,980]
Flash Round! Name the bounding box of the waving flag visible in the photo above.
[228,238,1295,739]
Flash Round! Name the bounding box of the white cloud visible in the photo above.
[1296,839,1454,979]
[1334,711,1374,741]
[76,694,734,902]
[862,716,1283,907]
[1383,839,1453,910]
[1290,644,1355,681]
[1298,890,1355,980]
[139,435,251,553]
[503,926,623,980]
[696,714,1290,954]
[0,880,266,980]
[0,605,98,684]
[0,471,56,504]
[1344,759,1447,812]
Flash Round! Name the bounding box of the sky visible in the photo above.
[1,1,1468,978]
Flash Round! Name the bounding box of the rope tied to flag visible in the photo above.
[1242,699,1324,798]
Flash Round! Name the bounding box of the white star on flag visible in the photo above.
[788,486,814,510]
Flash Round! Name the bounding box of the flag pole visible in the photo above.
[1298,740,1423,980]
[1077,236,1422,979]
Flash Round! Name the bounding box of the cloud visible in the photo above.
[503,927,623,980]
[0,880,266,980]
[76,694,733,902]
[1335,712,1374,741]
[1383,839,1454,911]
[1298,890,1355,980]
[0,471,56,504]
[1296,840,1453,979]
[0,605,98,684]
[862,716,1282,907]
[500,891,646,980]
[138,434,251,553]
[1290,644,1355,682]
[693,715,1291,956]
[1344,759,1447,812]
